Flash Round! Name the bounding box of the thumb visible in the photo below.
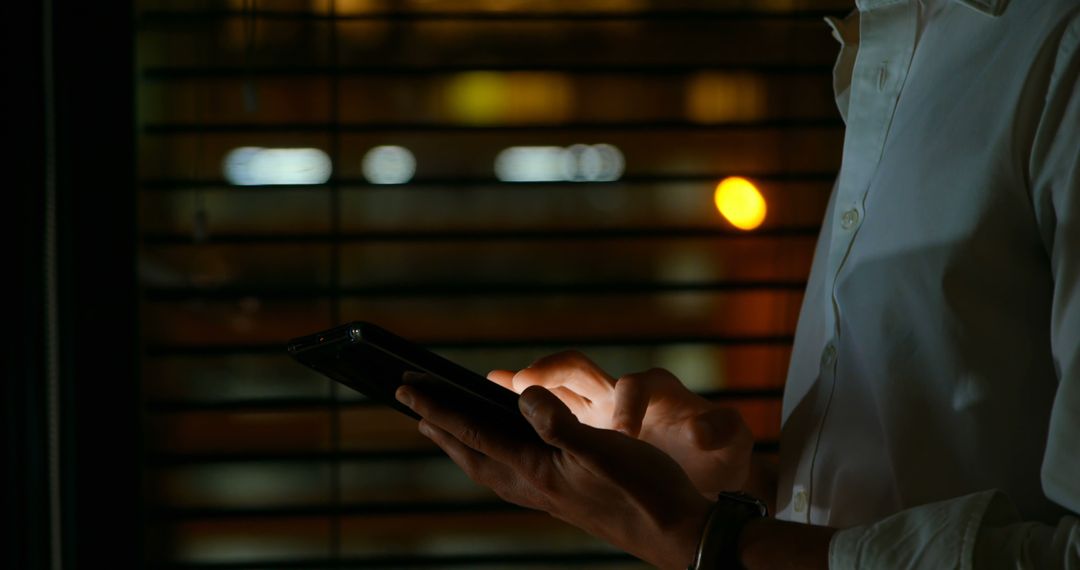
[519,385,593,452]
[689,407,745,450]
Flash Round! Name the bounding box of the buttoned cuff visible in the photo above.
[828,490,1008,569]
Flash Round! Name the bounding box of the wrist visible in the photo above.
[736,517,837,570]
[687,492,769,570]
[675,497,715,570]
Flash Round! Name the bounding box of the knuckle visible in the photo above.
[562,349,587,364]
[533,414,566,445]
[532,349,580,367]
[616,373,643,391]
[512,368,538,389]
[526,461,558,494]
[616,372,659,397]
[645,367,677,381]
[531,413,557,440]
[456,424,483,450]
[525,355,548,369]
[532,349,583,369]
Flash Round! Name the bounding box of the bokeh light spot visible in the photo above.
[361,145,417,184]
[495,144,624,182]
[714,176,766,230]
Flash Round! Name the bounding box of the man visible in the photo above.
[396,0,1080,567]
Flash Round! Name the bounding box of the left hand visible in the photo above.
[395,382,713,570]
[489,351,754,496]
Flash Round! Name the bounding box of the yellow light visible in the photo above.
[446,72,506,124]
[445,72,572,125]
[714,177,766,230]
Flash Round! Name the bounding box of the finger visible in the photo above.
[550,386,591,416]
[396,385,540,465]
[518,386,668,487]
[611,369,681,437]
[418,420,545,510]
[611,374,651,437]
[512,350,615,402]
[519,385,608,456]
[418,419,503,481]
[486,369,518,392]
[690,407,748,450]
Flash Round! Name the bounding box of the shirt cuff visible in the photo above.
[828,490,1007,569]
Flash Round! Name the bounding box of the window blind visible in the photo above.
[136,1,846,567]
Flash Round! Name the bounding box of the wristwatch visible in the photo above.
[687,492,768,570]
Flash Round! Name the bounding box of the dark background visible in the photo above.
[7,0,140,568]
[7,1,846,568]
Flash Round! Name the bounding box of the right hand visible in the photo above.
[397,382,714,570]
[488,351,754,496]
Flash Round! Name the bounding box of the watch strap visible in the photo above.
[688,492,768,570]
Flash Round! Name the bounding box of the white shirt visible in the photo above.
[774,0,1080,565]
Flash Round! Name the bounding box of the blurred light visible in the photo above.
[361,145,417,184]
[654,344,724,391]
[495,146,566,182]
[447,72,504,124]
[687,73,766,123]
[714,176,766,230]
[446,72,573,125]
[308,0,389,15]
[223,147,332,186]
[495,144,624,182]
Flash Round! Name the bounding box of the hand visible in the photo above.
[488,351,754,496]
[396,382,713,570]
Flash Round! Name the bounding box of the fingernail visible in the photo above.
[396,387,414,408]
[417,420,431,437]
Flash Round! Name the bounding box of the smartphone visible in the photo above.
[287,321,532,431]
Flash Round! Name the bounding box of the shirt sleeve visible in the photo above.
[830,12,1080,570]
[825,492,1080,565]
[1030,9,1080,519]
[828,490,1079,569]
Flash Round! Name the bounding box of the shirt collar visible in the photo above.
[855,0,1009,16]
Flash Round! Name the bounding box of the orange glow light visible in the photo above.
[686,72,766,123]
[714,177,766,230]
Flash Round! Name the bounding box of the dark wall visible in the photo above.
[5,0,141,568]
[5,0,50,567]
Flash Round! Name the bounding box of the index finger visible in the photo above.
[487,369,517,392]
[512,350,616,402]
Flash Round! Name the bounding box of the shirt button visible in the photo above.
[821,343,837,368]
[794,489,809,513]
[840,208,860,230]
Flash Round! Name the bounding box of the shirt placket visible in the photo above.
[791,0,918,524]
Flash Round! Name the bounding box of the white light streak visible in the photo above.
[223,147,332,186]
[494,144,625,183]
